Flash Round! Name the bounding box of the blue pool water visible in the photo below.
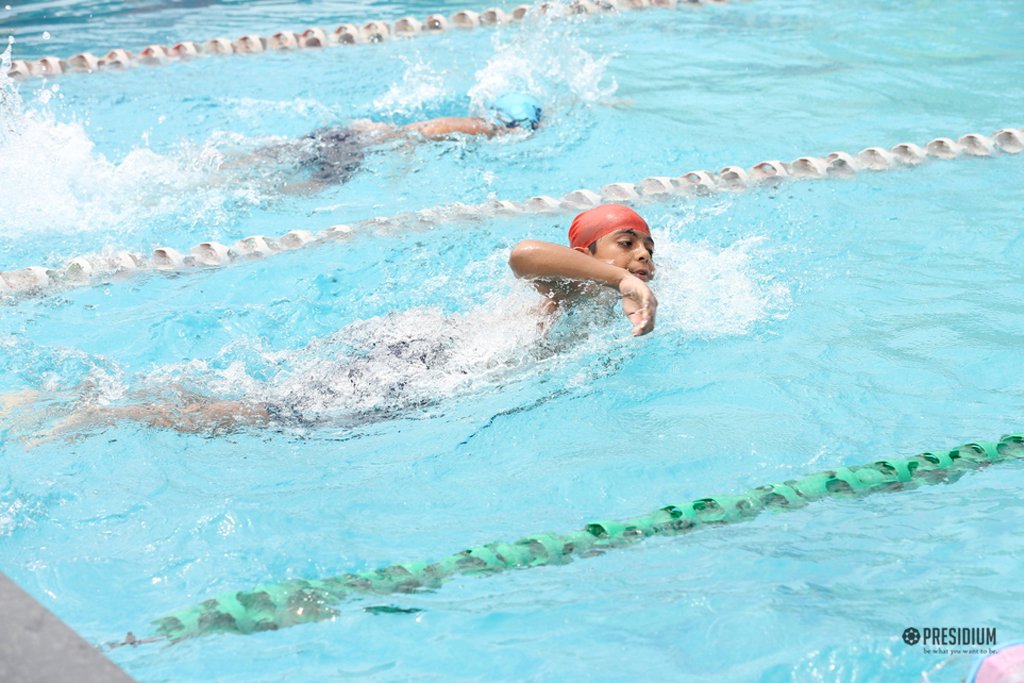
[1,0,1023,680]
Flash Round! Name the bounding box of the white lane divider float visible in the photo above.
[5,0,731,81]
[1,127,1021,299]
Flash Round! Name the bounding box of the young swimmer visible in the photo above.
[15,203,654,440]
[252,93,543,194]
[510,203,657,336]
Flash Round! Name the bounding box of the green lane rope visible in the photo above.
[149,434,1024,643]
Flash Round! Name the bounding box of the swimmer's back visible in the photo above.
[301,127,367,184]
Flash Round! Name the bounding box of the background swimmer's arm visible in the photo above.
[508,240,657,336]
[402,116,498,140]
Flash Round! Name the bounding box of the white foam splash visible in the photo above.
[0,41,22,143]
[653,224,791,338]
[0,76,262,238]
[467,13,617,114]
[371,55,450,118]
[369,13,616,121]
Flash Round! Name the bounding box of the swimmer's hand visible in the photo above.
[619,273,657,336]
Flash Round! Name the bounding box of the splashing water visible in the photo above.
[0,41,20,142]
[371,55,450,119]
[368,12,616,121]
[654,229,792,338]
[0,76,264,241]
[467,12,617,115]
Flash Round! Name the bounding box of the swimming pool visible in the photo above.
[2,0,1023,680]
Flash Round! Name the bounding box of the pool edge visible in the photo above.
[0,572,135,683]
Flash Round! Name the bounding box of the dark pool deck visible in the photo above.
[0,572,135,683]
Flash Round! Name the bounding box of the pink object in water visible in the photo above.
[974,644,1024,683]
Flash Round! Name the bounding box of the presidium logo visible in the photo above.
[903,628,921,645]
[902,626,997,655]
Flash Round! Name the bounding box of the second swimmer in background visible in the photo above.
[253,92,544,194]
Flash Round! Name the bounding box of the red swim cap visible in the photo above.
[568,204,650,250]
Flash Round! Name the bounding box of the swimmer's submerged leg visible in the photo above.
[0,390,41,420]
[0,389,69,439]
[27,399,272,446]
[101,400,270,433]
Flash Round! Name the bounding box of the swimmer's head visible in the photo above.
[569,204,650,250]
[488,93,543,131]
[570,204,655,282]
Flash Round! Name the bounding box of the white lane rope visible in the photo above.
[4,0,730,80]
[1,126,1020,299]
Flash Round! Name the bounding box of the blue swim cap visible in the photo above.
[488,93,543,130]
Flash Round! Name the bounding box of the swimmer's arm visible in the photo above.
[508,240,657,336]
[509,240,628,284]
[402,116,498,140]
[349,116,504,143]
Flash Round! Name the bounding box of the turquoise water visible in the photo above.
[1,0,1023,680]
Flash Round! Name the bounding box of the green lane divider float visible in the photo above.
[151,434,1024,642]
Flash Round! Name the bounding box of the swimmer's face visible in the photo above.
[589,229,656,282]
